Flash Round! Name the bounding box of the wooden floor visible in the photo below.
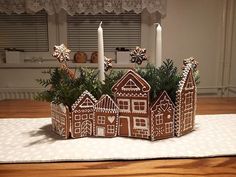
[0,97,236,177]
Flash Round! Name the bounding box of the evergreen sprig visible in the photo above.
[35,59,199,107]
[137,59,181,103]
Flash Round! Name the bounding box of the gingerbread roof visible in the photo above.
[112,69,151,94]
[71,90,97,111]
[177,65,196,93]
[151,91,174,111]
[94,94,119,113]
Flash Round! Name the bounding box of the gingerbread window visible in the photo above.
[165,122,173,133]
[184,112,193,130]
[133,117,148,129]
[97,116,105,124]
[132,100,147,113]
[81,114,88,120]
[122,79,140,91]
[80,98,94,107]
[117,99,130,112]
[75,115,80,121]
[185,92,193,110]
[107,125,115,133]
[155,114,163,125]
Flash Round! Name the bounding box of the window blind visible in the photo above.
[67,12,141,52]
[0,11,48,52]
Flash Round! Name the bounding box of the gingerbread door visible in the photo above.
[119,116,131,136]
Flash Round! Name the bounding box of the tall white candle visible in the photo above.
[98,21,105,83]
[155,23,162,68]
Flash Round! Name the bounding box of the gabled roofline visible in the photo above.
[94,94,119,111]
[71,90,97,111]
[177,65,196,93]
[112,69,151,93]
[150,90,174,110]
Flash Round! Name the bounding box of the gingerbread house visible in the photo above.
[71,90,97,138]
[112,70,151,139]
[150,91,175,141]
[51,103,70,138]
[93,94,119,137]
[175,65,196,136]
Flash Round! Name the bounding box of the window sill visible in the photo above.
[0,63,146,69]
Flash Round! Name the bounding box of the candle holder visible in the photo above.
[37,44,199,141]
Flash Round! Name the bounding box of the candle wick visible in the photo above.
[99,21,102,27]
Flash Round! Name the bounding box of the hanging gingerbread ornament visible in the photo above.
[130,46,147,65]
[104,56,112,71]
[53,44,71,64]
[183,57,199,71]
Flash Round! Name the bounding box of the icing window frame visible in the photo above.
[133,117,148,129]
[117,98,130,112]
[132,99,147,113]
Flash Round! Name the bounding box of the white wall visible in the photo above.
[162,0,225,95]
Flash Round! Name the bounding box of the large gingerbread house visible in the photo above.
[111,70,151,139]
[51,64,197,141]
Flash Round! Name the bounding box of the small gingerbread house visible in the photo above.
[175,65,196,136]
[71,90,97,138]
[93,94,119,137]
[51,103,70,138]
[150,91,175,141]
[112,69,151,139]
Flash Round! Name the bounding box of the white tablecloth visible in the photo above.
[0,114,235,163]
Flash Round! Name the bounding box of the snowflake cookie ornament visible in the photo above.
[53,44,71,64]
[130,46,147,65]
[104,56,112,71]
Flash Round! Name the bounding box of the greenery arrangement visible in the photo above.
[136,59,181,103]
[35,59,199,108]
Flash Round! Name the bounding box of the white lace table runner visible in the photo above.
[0,114,235,163]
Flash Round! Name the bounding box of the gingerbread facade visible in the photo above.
[50,65,197,141]
[93,94,119,137]
[51,103,70,138]
[175,65,196,136]
[71,90,97,138]
[150,91,175,141]
[112,70,151,139]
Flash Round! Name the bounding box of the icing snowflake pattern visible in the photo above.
[104,56,112,71]
[53,44,71,63]
[130,46,147,65]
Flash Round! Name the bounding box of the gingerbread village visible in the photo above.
[49,45,197,141]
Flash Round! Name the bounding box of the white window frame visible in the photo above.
[185,92,193,111]
[107,125,115,134]
[165,122,173,133]
[155,114,164,125]
[133,117,148,129]
[97,116,106,124]
[117,98,130,113]
[132,99,147,113]
[184,112,193,130]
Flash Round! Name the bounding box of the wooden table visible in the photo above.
[0,97,236,177]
